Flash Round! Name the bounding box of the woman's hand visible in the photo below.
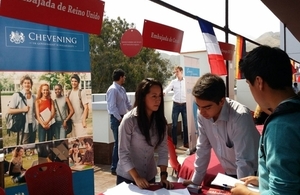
[42,123,50,130]
[160,179,174,189]
[231,183,251,195]
[63,120,68,130]
[240,176,259,187]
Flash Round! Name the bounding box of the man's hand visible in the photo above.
[134,176,150,189]
[182,180,194,186]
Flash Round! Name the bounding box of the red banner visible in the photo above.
[142,20,183,53]
[218,41,235,61]
[0,0,105,34]
[120,29,143,57]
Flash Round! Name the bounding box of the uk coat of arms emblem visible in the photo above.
[10,31,25,44]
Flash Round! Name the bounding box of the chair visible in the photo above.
[25,162,75,195]
[0,187,6,195]
[167,136,181,177]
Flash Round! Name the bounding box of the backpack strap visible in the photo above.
[17,92,27,107]
[68,89,84,109]
[54,99,64,121]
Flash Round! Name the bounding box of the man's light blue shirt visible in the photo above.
[106,82,132,120]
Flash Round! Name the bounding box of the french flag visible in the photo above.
[198,19,227,75]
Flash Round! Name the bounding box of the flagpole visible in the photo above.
[225,0,229,97]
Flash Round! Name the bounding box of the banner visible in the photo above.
[184,56,200,150]
[0,17,90,71]
[219,42,235,61]
[142,19,183,53]
[0,0,105,34]
[120,29,143,57]
[0,17,94,195]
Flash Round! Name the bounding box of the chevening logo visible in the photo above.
[10,31,25,44]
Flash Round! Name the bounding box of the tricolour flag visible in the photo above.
[235,35,246,79]
[198,19,227,75]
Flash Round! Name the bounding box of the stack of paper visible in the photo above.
[104,182,190,195]
[40,107,55,125]
[211,173,259,192]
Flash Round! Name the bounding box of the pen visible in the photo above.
[222,184,234,189]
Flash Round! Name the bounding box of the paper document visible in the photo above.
[104,182,190,195]
[211,173,259,192]
[40,107,55,125]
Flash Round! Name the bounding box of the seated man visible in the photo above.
[184,73,260,186]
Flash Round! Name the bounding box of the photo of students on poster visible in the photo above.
[2,72,92,149]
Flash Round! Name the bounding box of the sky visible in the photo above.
[103,0,280,54]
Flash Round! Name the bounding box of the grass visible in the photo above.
[4,153,38,188]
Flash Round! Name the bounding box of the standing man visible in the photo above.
[163,66,188,148]
[68,74,89,137]
[106,69,132,175]
[8,75,37,144]
[231,46,300,194]
[184,73,260,186]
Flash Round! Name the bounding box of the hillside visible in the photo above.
[246,31,280,51]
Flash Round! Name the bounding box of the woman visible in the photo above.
[53,84,74,139]
[116,78,173,189]
[35,83,55,142]
[7,75,37,144]
[9,146,26,183]
[69,143,82,165]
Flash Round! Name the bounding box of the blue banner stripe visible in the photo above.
[0,16,90,72]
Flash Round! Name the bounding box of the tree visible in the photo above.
[90,17,173,93]
[39,72,72,90]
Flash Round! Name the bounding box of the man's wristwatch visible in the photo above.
[160,171,168,177]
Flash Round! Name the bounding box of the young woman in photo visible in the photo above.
[35,83,55,142]
[53,84,74,139]
[9,146,26,183]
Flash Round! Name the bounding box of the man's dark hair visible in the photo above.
[71,74,80,83]
[192,73,225,104]
[239,45,292,90]
[112,69,125,81]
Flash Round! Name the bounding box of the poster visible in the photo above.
[184,56,200,149]
[0,16,94,194]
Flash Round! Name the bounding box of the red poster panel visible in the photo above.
[0,0,105,34]
[218,41,235,61]
[142,20,183,53]
[120,29,143,57]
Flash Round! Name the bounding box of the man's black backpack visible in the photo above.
[5,92,27,133]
